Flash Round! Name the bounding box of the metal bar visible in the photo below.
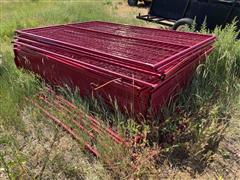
[152,47,213,91]
[52,98,102,134]
[47,89,127,145]
[39,93,127,151]
[16,41,156,88]
[42,88,125,144]
[14,38,161,87]
[15,24,66,33]
[15,37,162,77]
[16,22,215,71]
[26,97,100,157]
[158,45,212,73]
[149,20,173,26]
[38,95,96,140]
[66,24,188,49]
[165,47,214,78]
[55,97,126,145]
[153,36,215,70]
[90,21,213,39]
[15,21,215,117]
[50,95,112,138]
[16,30,156,69]
[71,21,214,47]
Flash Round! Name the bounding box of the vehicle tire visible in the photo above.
[144,1,151,6]
[128,0,138,6]
[172,18,194,31]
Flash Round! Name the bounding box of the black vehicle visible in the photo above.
[137,0,240,31]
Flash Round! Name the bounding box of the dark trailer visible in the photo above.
[137,0,240,31]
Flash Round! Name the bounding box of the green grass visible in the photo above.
[1,0,240,179]
[0,0,137,129]
[0,0,140,178]
[156,23,240,167]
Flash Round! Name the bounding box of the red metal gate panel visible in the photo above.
[13,21,215,117]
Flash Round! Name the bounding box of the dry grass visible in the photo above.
[0,0,240,179]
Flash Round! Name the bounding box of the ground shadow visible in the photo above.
[136,3,151,9]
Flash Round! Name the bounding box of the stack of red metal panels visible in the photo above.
[13,21,216,116]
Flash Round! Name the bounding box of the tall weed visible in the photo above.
[158,23,240,165]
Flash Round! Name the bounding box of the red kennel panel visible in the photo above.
[13,21,215,116]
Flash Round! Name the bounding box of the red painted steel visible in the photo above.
[15,22,215,71]
[47,90,127,145]
[27,90,129,157]
[26,97,100,157]
[14,21,215,116]
[67,22,216,70]
[150,47,214,114]
[38,95,96,140]
[15,30,179,71]
[15,37,161,77]
[14,41,159,88]
[14,47,150,115]
[13,39,211,87]
[18,21,212,46]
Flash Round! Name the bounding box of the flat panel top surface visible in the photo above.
[19,21,214,69]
